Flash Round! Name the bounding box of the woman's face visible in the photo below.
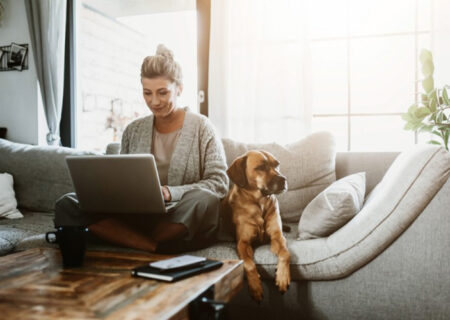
[141,76,182,118]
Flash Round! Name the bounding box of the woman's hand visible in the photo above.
[161,186,172,202]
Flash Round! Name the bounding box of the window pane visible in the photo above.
[351,35,415,114]
[418,0,431,31]
[311,40,348,115]
[351,115,414,151]
[312,116,348,151]
[76,2,197,152]
[307,0,348,39]
[227,42,310,143]
[348,0,415,36]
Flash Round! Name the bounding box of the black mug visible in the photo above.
[46,226,89,268]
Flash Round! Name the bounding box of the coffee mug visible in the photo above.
[46,226,89,268]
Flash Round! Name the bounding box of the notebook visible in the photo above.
[131,259,223,282]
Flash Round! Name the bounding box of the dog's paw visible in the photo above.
[248,280,264,302]
[275,264,291,293]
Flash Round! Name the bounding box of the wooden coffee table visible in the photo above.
[0,248,243,319]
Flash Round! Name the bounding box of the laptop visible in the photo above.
[65,154,178,215]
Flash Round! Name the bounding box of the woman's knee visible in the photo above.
[55,192,78,213]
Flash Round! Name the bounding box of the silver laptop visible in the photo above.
[66,154,178,214]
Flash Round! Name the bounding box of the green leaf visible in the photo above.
[427,88,436,99]
[419,124,434,132]
[412,122,424,130]
[443,88,449,105]
[421,60,434,77]
[404,122,416,131]
[415,107,431,119]
[430,95,437,112]
[437,111,444,123]
[428,140,442,145]
[422,76,434,93]
[401,113,412,122]
[419,49,433,65]
[431,130,443,137]
[421,93,429,104]
[408,104,419,116]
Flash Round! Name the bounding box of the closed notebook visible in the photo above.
[131,259,223,282]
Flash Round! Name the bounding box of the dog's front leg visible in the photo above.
[236,237,263,302]
[265,202,291,293]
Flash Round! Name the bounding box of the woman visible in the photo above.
[55,44,229,253]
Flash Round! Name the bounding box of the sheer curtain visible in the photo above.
[209,0,312,144]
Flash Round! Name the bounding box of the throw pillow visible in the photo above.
[221,131,337,222]
[298,172,366,240]
[0,173,23,219]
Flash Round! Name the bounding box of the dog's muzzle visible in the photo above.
[262,175,288,196]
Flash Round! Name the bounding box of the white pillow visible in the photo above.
[0,173,23,219]
[298,172,365,240]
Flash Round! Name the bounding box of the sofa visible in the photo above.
[1,136,449,320]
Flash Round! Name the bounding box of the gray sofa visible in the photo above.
[1,137,449,320]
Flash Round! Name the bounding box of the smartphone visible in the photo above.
[149,255,207,270]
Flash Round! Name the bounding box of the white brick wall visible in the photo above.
[77,5,149,151]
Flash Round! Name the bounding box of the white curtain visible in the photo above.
[25,0,67,146]
[209,0,312,144]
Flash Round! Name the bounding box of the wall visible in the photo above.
[0,0,43,145]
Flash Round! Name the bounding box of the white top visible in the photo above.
[151,129,181,186]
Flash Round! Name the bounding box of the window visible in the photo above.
[308,0,432,151]
[75,0,197,152]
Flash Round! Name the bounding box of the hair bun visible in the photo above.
[156,44,174,61]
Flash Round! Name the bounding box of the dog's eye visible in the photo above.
[256,164,268,171]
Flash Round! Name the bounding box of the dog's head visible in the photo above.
[227,150,288,196]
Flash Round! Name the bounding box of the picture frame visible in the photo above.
[8,43,28,71]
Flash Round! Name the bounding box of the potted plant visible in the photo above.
[402,49,450,150]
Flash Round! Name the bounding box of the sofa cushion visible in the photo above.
[0,139,99,212]
[222,131,336,222]
[298,172,366,240]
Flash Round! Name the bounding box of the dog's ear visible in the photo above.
[227,155,248,188]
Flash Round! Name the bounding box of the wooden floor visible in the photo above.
[0,248,243,320]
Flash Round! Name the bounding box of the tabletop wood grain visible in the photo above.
[0,248,243,320]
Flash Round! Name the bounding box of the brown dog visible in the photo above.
[223,150,290,302]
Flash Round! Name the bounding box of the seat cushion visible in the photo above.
[222,131,336,222]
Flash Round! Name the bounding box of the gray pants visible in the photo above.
[54,188,223,252]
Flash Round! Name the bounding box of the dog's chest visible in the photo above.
[254,197,274,241]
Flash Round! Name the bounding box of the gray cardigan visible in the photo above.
[120,109,229,201]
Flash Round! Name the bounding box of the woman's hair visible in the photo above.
[140,44,183,86]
